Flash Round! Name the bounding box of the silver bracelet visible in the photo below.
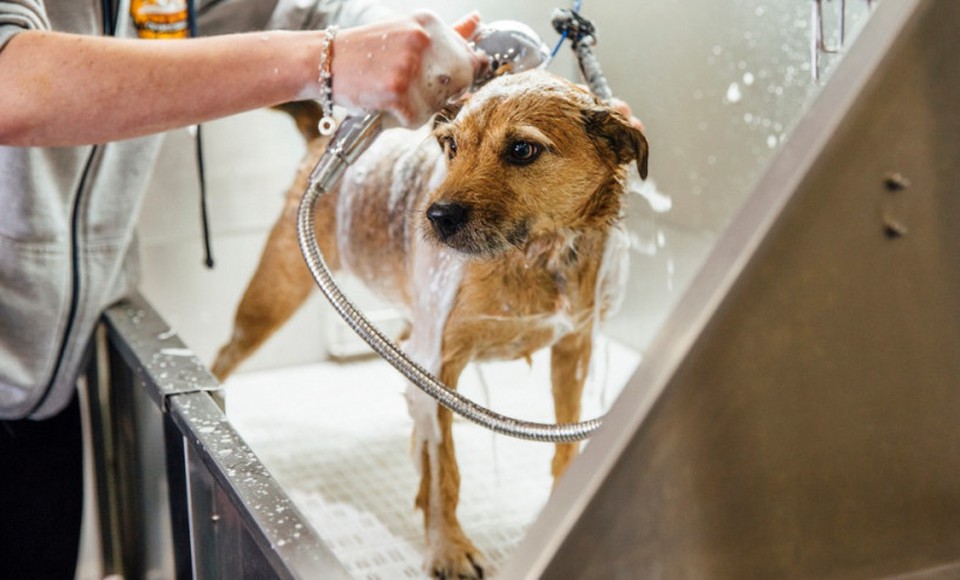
[317,25,339,136]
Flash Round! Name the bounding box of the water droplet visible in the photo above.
[161,347,193,357]
[725,82,742,103]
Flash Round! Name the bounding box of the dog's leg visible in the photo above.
[550,331,593,481]
[211,178,339,381]
[409,353,484,579]
[210,203,313,381]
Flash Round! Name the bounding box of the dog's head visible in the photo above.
[424,69,649,258]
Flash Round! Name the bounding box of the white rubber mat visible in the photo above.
[225,336,640,579]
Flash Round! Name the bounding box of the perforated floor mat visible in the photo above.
[225,337,639,579]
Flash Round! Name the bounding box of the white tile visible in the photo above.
[138,232,331,373]
[138,109,306,245]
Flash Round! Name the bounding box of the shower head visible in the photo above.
[470,20,551,88]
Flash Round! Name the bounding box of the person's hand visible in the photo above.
[328,11,487,127]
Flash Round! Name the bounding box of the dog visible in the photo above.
[211,69,648,578]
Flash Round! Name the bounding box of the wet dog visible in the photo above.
[211,69,648,578]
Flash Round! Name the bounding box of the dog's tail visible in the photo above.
[271,100,325,143]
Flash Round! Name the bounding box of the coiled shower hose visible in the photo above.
[295,20,613,443]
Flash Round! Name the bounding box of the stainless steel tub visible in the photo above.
[89,1,960,577]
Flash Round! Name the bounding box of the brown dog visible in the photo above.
[212,69,648,578]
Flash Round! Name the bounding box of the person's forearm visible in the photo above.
[0,29,323,146]
[0,12,485,147]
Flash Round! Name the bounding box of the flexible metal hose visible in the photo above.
[295,22,606,443]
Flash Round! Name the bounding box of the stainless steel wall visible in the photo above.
[504,1,960,577]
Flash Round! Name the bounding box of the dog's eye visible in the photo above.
[441,137,458,160]
[505,141,542,166]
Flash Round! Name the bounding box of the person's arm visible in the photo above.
[0,12,484,147]
[0,28,326,146]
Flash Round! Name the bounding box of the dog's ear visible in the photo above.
[432,93,469,131]
[582,109,650,180]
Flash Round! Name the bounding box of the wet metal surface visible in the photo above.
[104,294,350,579]
[104,296,221,409]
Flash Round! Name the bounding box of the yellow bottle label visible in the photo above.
[130,0,189,39]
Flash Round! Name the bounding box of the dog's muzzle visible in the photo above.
[426,201,471,239]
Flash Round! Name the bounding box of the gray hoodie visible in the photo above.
[0,0,391,419]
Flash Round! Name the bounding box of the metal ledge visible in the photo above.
[100,293,351,579]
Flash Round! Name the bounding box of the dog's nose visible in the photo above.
[426,201,470,238]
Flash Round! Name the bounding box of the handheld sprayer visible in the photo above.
[296,14,615,443]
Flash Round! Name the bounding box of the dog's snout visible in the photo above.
[426,201,470,238]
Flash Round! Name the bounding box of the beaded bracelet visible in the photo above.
[317,25,339,136]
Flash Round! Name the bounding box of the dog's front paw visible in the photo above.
[426,535,485,579]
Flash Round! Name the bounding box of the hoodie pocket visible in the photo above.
[0,237,70,419]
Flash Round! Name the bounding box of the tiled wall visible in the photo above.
[137,111,329,371]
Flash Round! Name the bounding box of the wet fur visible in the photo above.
[212,70,648,578]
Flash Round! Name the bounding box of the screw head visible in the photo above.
[883,218,908,239]
[884,172,911,191]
